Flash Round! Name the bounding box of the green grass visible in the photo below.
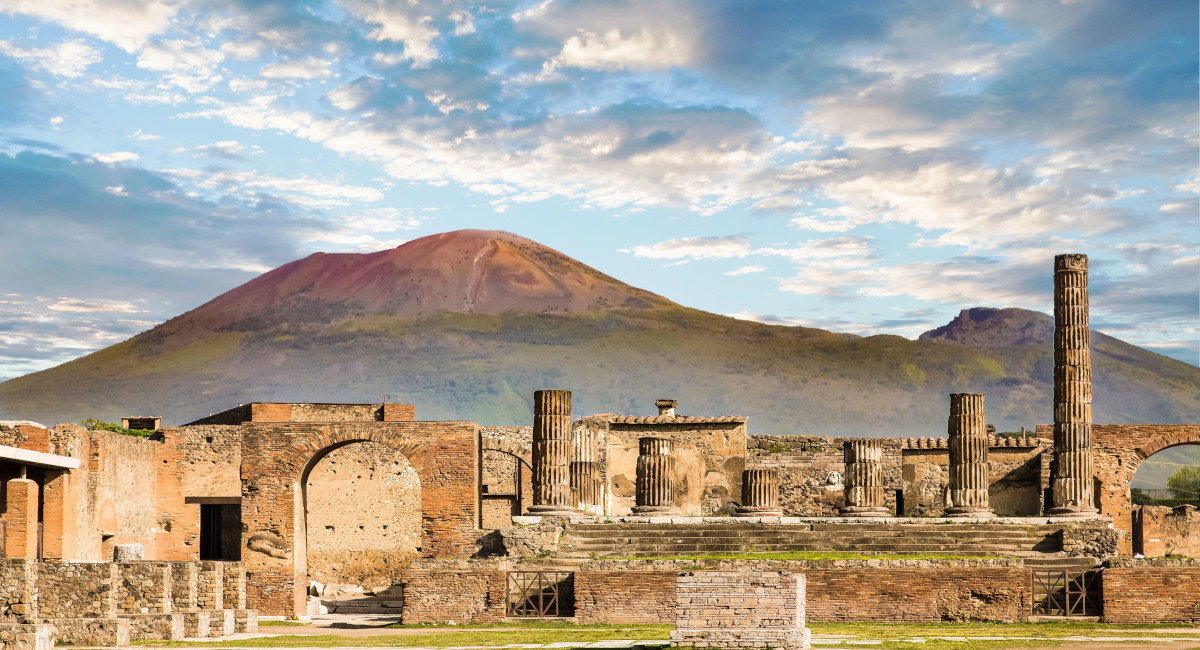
[596,551,1001,561]
[810,621,1195,637]
[134,624,673,647]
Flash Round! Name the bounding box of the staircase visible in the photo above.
[559,520,1079,559]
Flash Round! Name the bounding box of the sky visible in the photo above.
[0,0,1196,381]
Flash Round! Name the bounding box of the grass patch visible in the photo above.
[596,552,1001,561]
[811,621,1195,637]
[134,625,672,647]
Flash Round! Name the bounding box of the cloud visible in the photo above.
[623,236,752,260]
[136,39,224,91]
[94,151,139,163]
[551,27,695,71]
[0,38,102,77]
[341,0,441,65]
[726,265,766,276]
[259,57,332,80]
[42,297,144,313]
[0,0,175,52]
[180,140,245,160]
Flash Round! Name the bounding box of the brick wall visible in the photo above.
[1102,567,1200,623]
[575,570,676,624]
[306,442,421,589]
[398,568,505,624]
[670,572,807,649]
[1136,506,1200,557]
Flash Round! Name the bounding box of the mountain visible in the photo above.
[1,230,1197,435]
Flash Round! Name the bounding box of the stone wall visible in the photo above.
[0,560,33,621]
[1135,505,1200,557]
[481,426,531,527]
[805,567,1028,622]
[670,572,808,650]
[600,416,747,516]
[574,570,676,624]
[305,441,421,589]
[749,435,899,516]
[1102,565,1200,623]
[397,565,505,624]
[35,561,118,618]
[187,403,415,426]
[116,563,170,614]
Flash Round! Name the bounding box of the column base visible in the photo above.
[526,505,577,516]
[632,505,679,515]
[837,506,890,517]
[1046,505,1099,517]
[734,506,783,517]
[945,507,996,518]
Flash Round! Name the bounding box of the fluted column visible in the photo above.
[570,422,603,514]
[1050,254,1098,516]
[735,468,783,517]
[633,437,678,515]
[528,389,576,515]
[946,393,995,518]
[839,439,889,517]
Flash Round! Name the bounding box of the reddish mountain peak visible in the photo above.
[166,229,675,334]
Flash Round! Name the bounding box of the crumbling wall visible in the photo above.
[397,562,506,624]
[305,442,421,589]
[480,426,531,527]
[601,417,746,516]
[1136,505,1200,557]
[749,435,901,516]
[1102,559,1200,623]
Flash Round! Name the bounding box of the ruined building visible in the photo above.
[0,253,1195,640]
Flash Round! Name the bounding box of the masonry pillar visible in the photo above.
[5,477,39,560]
[735,468,783,517]
[570,422,603,515]
[946,393,995,518]
[633,437,677,515]
[839,439,889,517]
[528,389,576,516]
[1050,253,1098,516]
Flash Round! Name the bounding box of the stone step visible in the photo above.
[563,534,1045,545]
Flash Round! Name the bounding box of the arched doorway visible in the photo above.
[303,441,421,591]
[1129,443,1200,556]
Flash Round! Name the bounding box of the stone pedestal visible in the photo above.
[839,439,889,517]
[633,437,678,515]
[528,389,576,516]
[735,468,783,517]
[1049,254,1098,516]
[670,572,810,650]
[946,393,995,518]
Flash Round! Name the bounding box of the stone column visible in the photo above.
[528,389,576,516]
[946,393,995,518]
[1050,253,1098,516]
[633,437,678,515]
[735,468,783,517]
[839,439,889,517]
[570,422,603,514]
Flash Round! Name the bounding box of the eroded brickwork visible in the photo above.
[1134,506,1200,557]
[1102,566,1200,623]
[305,442,421,589]
[574,570,676,624]
[397,567,505,624]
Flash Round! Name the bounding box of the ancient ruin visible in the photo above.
[0,251,1195,642]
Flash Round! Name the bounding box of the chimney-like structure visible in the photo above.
[528,389,576,516]
[656,399,677,417]
[946,393,994,518]
[1049,253,1098,516]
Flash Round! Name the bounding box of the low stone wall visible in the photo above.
[0,623,54,650]
[575,570,676,624]
[0,561,34,621]
[398,563,506,624]
[1100,560,1200,623]
[670,571,810,649]
[35,562,119,618]
[117,563,171,615]
[1135,506,1200,557]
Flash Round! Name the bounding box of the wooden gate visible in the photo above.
[1032,570,1102,617]
[506,571,574,617]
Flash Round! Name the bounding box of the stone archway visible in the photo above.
[1093,424,1200,554]
[239,421,480,616]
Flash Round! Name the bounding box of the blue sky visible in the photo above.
[0,0,1196,381]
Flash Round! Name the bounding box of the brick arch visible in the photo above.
[481,437,532,468]
[239,421,480,617]
[1136,430,1200,461]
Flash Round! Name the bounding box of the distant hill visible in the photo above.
[1,230,1197,435]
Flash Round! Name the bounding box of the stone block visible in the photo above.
[0,623,55,650]
[209,609,235,637]
[113,545,145,562]
[233,609,258,633]
[179,611,211,638]
[42,617,130,648]
[124,613,184,641]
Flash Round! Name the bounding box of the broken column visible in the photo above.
[633,437,678,515]
[839,439,888,517]
[735,468,783,517]
[1050,253,1098,516]
[946,393,995,518]
[570,422,602,515]
[528,389,576,516]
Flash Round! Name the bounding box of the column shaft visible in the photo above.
[633,437,678,515]
[840,439,889,517]
[735,468,782,517]
[946,393,994,517]
[528,389,576,515]
[1050,254,1097,516]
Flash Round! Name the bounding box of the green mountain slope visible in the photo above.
[1,231,1197,435]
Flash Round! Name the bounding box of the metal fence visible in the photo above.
[1032,570,1102,617]
[506,571,574,618]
